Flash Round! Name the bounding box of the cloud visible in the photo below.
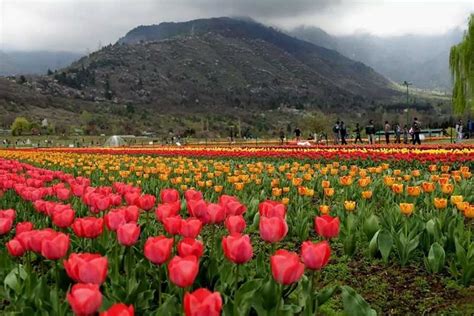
[0,0,472,51]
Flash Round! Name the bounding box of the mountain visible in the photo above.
[5,17,453,137]
[0,51,83,76]
[291,26,463,91]
[41,17,396,111]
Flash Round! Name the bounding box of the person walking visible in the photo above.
[412,117,421,145]
[340,121,347,145]
[394,123,401,144]
[333,121,340,145]
[455,119,463,143]
[294,127,302,142]
[403,124,409,144]
[366,120,375,144]
[384,121,391,144]
[279,128,285,145]
[354,123,363,144]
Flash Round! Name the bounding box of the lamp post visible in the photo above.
[402,81,412,127]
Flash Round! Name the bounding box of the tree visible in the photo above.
[11,117,30,136]
[449,14,474,113]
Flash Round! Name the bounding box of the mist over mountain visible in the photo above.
[291,26,463,91]
[0,51,83,76]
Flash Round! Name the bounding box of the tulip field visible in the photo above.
[0,145,473,315]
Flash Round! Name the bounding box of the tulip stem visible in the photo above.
[235,264,240,291]
[157,265,162,306]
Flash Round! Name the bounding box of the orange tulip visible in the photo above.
[441,165,450,173]
[324,188,335,197]
[456,201,469,212]
[393,169,402,176]
[321,180,331,188]
[281,198,290,206]
[422,182,435,193]
[319,205,330,215]
[407,186,421,197]
[465,205,474,218]
[384,176,395,186]
[214,185,223,193]
[411,170,420,177]
[361,191,373,199]
[441,184,454,194]
[434,198,447,209]
[358,177,371,188]
[400,203,414,216]
[272,188,282,197]
[428,165,438,172]
[391,183,404,194]
[339,176,353,186]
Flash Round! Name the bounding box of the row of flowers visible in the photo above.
[5,143,474,162]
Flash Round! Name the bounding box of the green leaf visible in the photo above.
[316,286,337,306]
[428,242,446,273]
[4,268,21,293]
[369,231,380,257]
[341,286,377,316]
[378,229,393,264]
[363,214,380,240]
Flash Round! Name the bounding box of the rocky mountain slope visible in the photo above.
[291,26,462,91]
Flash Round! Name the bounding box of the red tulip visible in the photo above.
[187,199,208,219]
[0,217,13,235]
[155,203,180,222]
[100,303,134,316]
[206,204,225,224]
[180,218,202,239]
[15,221,33,235]
[138,194,156,211]
[224,201,247,216]
[94,196,111,212]
[28,229,56,253]
[52,208,75,228]
[0,209,16,221]
[270,249,305,285]
[64,253,108,284]
[144,236,173,265]
[218,195,239,206]
[104,210,127,231]
[41,232,70,260]
[6,238,25,256]
[123,206,139,222]
[314,215,340,239]
[117,223,140,246]
[56,188,72,201]
[163,215,182,235]
[225,215,246,234]
[258,200,286,219]
[301,240,331,270]
[178,238,204,258]
[259,216,288,243]
[72,217,104,238]
[161,188,180,203]
[168,255,199,288]
[67,283,102,316]
[222,234,253,264]
[124,192,140,206]
[184,288,222,316]
[184,189,203,201]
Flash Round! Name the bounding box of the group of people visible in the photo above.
[335,118,422,145]
[284,118,425,145]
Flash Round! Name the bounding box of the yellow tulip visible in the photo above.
[344,200,356,212]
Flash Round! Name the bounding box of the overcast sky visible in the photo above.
[1,0,473,52]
